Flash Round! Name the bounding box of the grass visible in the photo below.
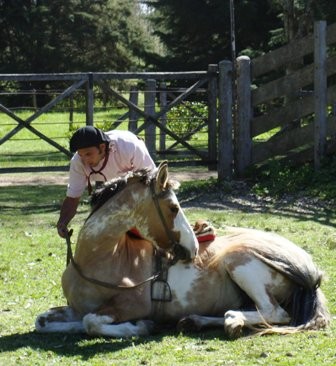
[1,109,336,364]
[250,157,336,200]
[0,109,130,168]
[0,175,336,365]
[0,109,209,169]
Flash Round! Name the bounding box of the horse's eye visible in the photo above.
[170,205,179,214]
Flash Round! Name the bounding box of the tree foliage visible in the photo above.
[0,0,153,73]
[1,0,336,74]
[144,0,336,71]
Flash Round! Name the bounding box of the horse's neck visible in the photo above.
[80,186,150,241]
[74,200,135,261]
[82,202,135,240]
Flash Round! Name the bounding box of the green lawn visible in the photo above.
[0,177,335,365]
[0,108,209,169]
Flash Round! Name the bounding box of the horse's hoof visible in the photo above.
[225,324,244,339]
[224,311,244,339]
[177,316,201,333]
[136,320,156,335]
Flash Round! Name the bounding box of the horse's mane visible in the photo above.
[88,169,154,218]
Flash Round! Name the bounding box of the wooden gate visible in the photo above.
[0,67,224,174]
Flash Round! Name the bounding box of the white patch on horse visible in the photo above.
[171,193,199,258]
[83,313,153,337]
[228,257,292,324]
[168,263,200,307]
[130,190,143,202]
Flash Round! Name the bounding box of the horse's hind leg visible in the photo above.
[223,254,292,338]
[35,306,84,333]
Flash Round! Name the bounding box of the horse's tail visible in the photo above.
[251,249,330,331]
[255,286,330,336]
[290,286,330,330]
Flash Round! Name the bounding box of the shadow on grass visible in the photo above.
[0,328,228,357]
[0,184,66,215]
[178,181,336,229]
[2,181,336,229]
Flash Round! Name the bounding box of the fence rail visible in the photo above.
[0,67,233,175]
[236,20,336,175]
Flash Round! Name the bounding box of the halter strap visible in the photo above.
[149,180,190,264]
[87,150,109,195]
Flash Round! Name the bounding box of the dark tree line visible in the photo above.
[144,0,336,70]
[0,0,153,73]
[0,0,336,74]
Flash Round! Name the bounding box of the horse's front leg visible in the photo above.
[35,306,85,333]
[83,313,155,337]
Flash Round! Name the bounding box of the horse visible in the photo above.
[35,162,330,338]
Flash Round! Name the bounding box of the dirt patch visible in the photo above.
[0,170,331,218]
[0,170,217,187]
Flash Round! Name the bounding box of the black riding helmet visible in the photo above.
[69,126,110,153]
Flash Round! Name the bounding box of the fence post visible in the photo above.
[69,94,74,131]
[159,82,167,151]
[128,86,139,132]
[235,56,252,177]
[218,60,233,181]
[145,79,156,159]
[32,89,37,110]
[86,73,94,126]
[208,64,218,170]
[314,20,327,170]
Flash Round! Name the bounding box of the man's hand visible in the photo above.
[57,221,68,238]
[57,196,80,238]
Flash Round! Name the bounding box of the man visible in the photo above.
[57,126,156,237]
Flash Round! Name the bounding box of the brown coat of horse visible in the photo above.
[35,162,330,338]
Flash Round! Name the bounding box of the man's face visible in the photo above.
[77,143,106,168]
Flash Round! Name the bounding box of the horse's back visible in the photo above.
[208,227,322,290]
[202,227,330,333]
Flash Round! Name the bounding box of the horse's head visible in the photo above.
[87,162,199,262]
[140,161,199,262]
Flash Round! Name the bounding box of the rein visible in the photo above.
[149,179,188,264]
[65,229,159,290]
[64,177,187,290]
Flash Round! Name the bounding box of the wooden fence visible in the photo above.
[0,67,233,174]
[1,20,335,180]
[235,20,336,176]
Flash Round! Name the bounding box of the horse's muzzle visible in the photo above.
[171,243,192,264]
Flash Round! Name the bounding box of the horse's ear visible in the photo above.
[155,161,169,193]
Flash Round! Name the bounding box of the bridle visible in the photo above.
[64,176,189,290]
[149,179,189,264]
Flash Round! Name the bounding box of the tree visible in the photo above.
[144,0,281,70]
[0,0,153,73]
[144,0,336,71]
[268,0,336,46]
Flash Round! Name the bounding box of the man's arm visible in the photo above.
[57,196,80,238]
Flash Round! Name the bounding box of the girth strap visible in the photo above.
[151,253,172,321]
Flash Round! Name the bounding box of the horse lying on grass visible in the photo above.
[35,162,330,338]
